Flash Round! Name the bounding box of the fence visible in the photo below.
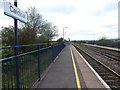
[86,41,120,49]
[0,43,65,89]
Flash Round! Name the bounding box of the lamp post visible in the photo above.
[92,33,96,44]
[93,34,95,42]
[63,27,68,42]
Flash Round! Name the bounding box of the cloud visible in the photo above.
[0,0,119,40]
[0,1,3,10]
[38,4,76,15]
[91,1,118,16]
[119,1,120,38]
[100,24,117,29]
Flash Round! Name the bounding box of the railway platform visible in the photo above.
[37,45,109,89]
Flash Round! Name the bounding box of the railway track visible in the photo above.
[82,44,120,62]
[73,44,120,89]
[76,44,120,75]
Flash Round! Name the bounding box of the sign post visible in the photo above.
[4,0,27,88]
[14,0,20,88]
[4,2,27,23]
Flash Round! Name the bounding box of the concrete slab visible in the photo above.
[71,45,107,89]
[37,44,108,89]
[38,45,77,88]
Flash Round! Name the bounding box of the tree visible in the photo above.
[57,37,64,42]
[19,27,37,45]
[2,26,14,46]
[2,7,58,47]
[22,7,44,33]
[99,36,107,41]
[21,7,58,43]
[40,22,58,43]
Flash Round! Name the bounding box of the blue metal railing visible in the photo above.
[1,43,65,88]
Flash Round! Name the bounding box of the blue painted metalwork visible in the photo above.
[37,46,40,81]
[0,43,51,49]
[1,43,65,88]
[14,1,20,88]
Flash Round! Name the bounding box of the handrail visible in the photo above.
[1,42,65,88]
[0,42,62,49]
[0,43,49,49]
[0,44,59,62]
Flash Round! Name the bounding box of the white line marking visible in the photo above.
[73,46,111,90]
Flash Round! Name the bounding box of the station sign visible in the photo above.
[4,2,27,23]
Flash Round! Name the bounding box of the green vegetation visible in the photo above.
[72,36,120,49]
[2,44,63,88]
[2,7,58,46]
[1,7,59,58]
[1,7,61,88]
[57,37,64,42]
[72,40,87,44]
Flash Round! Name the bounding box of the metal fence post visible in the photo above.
[51,44,54,62]
[37,46,40,81]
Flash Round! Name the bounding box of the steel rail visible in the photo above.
[73,43,120,89]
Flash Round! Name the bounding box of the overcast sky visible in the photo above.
[0,0,119,40]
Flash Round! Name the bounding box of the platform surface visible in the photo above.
[38,45,107,89]
[38,45,76,88]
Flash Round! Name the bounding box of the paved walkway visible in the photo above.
[38,45,77,88]
[71,45,107,89]
[37,45,108,89]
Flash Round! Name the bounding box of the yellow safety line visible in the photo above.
[70,47,81,90]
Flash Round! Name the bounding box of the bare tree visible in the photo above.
[22,7,58,43]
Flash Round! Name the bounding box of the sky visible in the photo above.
[0,0,119,40]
